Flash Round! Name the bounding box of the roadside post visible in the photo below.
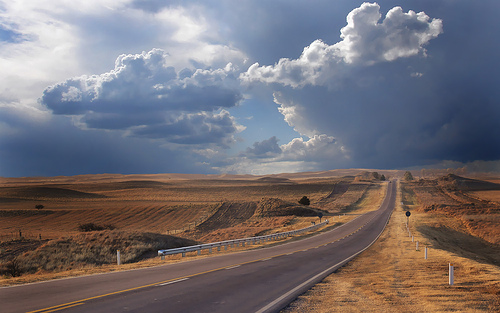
[405,211,411,237]
[449,263,454,285]
[117,250,121,265]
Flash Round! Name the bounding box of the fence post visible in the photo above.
[117,250,121,265]
[449,263,454,285]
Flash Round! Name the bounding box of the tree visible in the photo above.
[298,196,310,206]
[403,171,414,181]
[380,174,386,181]
[35,204,44,210]
[318,212,324,222]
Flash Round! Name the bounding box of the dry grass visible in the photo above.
[0,172,389,286]
[469,191,500,202]
[1,174,360,284]
[282,180,500,313]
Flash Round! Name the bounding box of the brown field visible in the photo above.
[0,169,392,285]
[283,175,500,312]
[3,170,498,312]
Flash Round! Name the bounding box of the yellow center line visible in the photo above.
[29,302,84,313]
[28,219,376,313]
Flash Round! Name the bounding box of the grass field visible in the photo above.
[1,170,389,284]
[2,170,498,312]
[282,176,500,312]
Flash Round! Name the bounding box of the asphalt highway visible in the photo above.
[1,180,396,313]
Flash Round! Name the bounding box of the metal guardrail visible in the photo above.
[158,220,329,257]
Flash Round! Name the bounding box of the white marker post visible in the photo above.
[416,241,419,251]
[449,263,454,285]
[117,250,121,265]
[425,246,428,260]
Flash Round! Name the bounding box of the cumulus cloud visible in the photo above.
[243,136,282,158]
[240,2,442,88]
[41,49,244,147]
[280,134,345,161]
[336,3,443,64]
[225,134,349,174]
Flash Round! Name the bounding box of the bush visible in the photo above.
[403,171,414,181]
[1,257,23,277]
[298,196,310,206]
[78,223,115,232]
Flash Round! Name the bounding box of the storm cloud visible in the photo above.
[1,1,499,177]
[41,49,244,147]
[238,1,500,171]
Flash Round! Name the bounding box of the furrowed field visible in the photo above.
[0,170,393,285]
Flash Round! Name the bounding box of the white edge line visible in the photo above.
[225,265,241,270]
[255,183,395,313]
[157,278,189,286]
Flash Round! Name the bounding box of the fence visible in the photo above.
[158,220,330,257]
[0,231,44,242]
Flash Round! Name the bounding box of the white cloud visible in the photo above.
[280,134,345,161]
[41,49,244,147]
[336,3,443,64]
[240,2,442,88]
[222,134,349,175]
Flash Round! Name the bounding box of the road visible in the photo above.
[1,181,396,313]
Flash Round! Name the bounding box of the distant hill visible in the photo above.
[256,177,294,184]
[438,174,500,191]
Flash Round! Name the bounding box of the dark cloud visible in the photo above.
[41,49,244,147]
[243,136,281,158]
[2,0,499,177]
[240,1,500,170]
[0,111,213,177]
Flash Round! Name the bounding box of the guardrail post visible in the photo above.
[182,252,186,257]
[198,250,201,255]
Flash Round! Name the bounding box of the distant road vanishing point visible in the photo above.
[1,181,396,313]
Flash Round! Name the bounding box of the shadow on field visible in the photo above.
[418,225,500,267]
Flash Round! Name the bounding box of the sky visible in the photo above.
[1,0,499,177]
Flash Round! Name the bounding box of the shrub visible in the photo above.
[298,196,310,206]
[403,171,414,181]
[78,223,115,232]
[2,257,23,277]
